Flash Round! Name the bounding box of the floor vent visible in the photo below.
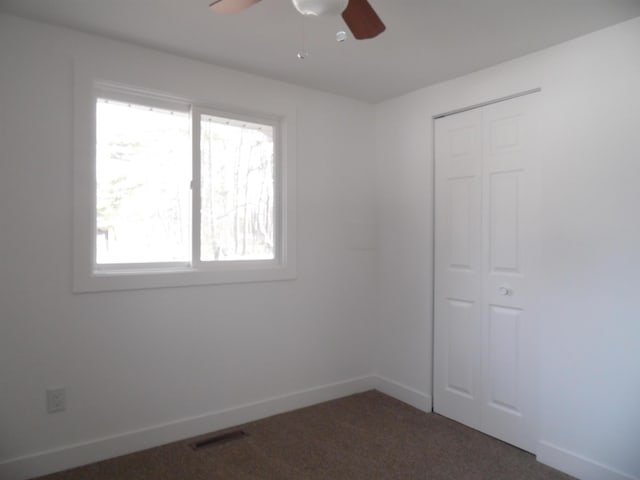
[189,429,247,450]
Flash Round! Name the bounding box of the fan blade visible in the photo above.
[341,0,385,39]
[209,0,261,14]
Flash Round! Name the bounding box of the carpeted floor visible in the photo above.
[34,390,573,480]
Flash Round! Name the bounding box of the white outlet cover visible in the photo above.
[46,388,66,413]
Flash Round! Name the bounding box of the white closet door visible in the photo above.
[434,93,539,453]
[433,108,484,431]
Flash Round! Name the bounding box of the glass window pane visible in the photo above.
[96,98,191,264]
[200,114,275,261]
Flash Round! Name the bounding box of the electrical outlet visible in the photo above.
[46,388,66,413]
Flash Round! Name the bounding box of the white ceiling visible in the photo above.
[1,0,639,103]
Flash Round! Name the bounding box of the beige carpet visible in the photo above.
[33,390,573,480]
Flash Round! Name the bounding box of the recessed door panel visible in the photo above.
[490,115,521,153]
[488,305,522,413]
[450,126,474,157]
[490,172,521,273]
[449,178,474,270]
[446,299,475,397]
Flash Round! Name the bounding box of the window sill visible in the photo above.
[73,262,296,293]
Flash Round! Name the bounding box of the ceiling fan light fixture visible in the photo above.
[292,0,349,16]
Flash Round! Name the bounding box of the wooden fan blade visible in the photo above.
[209,0,261,14]
[341,0,385,40]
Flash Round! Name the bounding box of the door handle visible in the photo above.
[498,286,513,296]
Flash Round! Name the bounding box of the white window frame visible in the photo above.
[73,62,296,292]
[191,106,283,271]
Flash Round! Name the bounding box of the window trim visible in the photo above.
[73,62,296,293]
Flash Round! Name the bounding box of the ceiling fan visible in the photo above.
[209,0,386,40]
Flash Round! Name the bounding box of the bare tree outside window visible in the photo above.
[200,115,275,261]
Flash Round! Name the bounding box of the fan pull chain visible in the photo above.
[297,16,308,59]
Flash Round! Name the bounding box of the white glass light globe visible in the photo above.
[291,0,349,16]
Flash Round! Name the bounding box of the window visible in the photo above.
[197,113,275,262]
[74,79,295,292]
[96,97,191,266]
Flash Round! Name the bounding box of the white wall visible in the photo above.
[0,14,377,478]
[375,16,640,480]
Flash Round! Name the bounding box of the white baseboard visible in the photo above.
[370,375,433,412]
[537,441,639,480]
[17,377,633,480]
[0,375,375,480]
